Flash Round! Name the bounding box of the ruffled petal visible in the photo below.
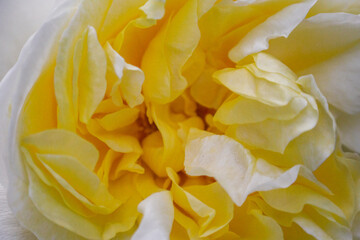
[185,129,329,207]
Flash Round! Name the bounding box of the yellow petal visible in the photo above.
[190,67,230,109]
[98,0,148,44]
[37,153,121,214]
[260,184,345,219]
[55,0,112,130]
[134,0,166,28]
[98,107,140,131]
[230,205,284,240]
[142,103,184,177]
[142,0,216,104]
[228,0,316,62]
[104,43,144,108]
[27,166,103,239]
[87,118,142,154]
[22,129,98,171]
[75,26,107,124]
[315,154,357,222]
[215,95,307,125]
[168,168,233,238]
[110,152,144,180]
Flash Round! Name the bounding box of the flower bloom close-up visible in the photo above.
[0,0,360,239]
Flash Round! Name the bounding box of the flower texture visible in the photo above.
[0,0,360,240]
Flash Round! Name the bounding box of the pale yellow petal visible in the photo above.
[22,129,98,171]
[98,108,140,131]
[260,184,345,219]
[168,168,233,238]
[142,0,216,104]
[54,0,112,131]
[228,0,316,62]
[104,43,144,108]
[27,167,103,239]
[87,118,142,154]
[36,153,121,214]
[230,203,283,240]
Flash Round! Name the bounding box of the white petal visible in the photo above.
[131,191,174,240]
[184,130,329,206]
[0,0,58,80]
[228,0,316,62]
[267,13,360,114]
[0,184,36,240]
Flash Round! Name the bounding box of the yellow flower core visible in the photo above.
[16,0,359,240]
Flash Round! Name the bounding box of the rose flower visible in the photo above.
[0,0,359,239]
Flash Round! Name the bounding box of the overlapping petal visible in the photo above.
[1,0,360,239]
[213,53,335,170]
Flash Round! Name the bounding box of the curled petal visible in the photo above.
[131,191,174,240]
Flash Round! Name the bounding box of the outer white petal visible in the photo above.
[228,0,316,62]
[267,13,360,114]
[0,0,79,186]
[131,191,174,240]
[0,0,58,80]
[0,0,83,239]
[0,184,36,240]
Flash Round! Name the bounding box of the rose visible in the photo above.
[0,0,360,240]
